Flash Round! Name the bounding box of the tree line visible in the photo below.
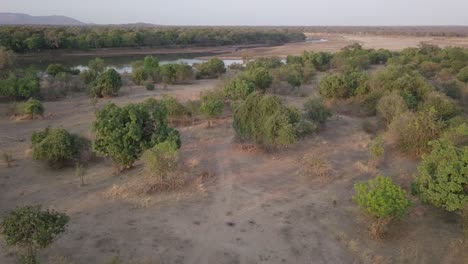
[0,26,305,52]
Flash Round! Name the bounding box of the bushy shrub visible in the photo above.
[0,206,69,264]
[389,110,444,157]
[318,71,369,99]
[457,66,468,82]
[160,95,190,123]
[418,61,440,78]
[376,91,409,125]
[92,101,180,169]
[0,72,40,99]
[80,58,105,85]
[131,67,148,85]
[439,81,462,100]
[89,69,122,98]
[318,73,348,99]
[0,46,15,70]
[354,175,411,237]
[354,175,410,219]
[244,67,273,91]
[246,57,283,70]
[142,141,179,182]
[146,83,155,91]
[369,65,434,108]
[31,127,84,168]
[233,93,300,147]
[303,97,331,124]
[195,58,226,79]
[199,92,224,127]
[368,136,385,166]
[271,63,305,88]
[16,98,44,118]
[131,56,160,84]
[46,64,78,77]
[159,64,193,84]
[223,78,255,100]
[416,139,467,211]
[419,91,460,120]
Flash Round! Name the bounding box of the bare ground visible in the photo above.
[0,78,466,264]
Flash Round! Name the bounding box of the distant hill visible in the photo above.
[0,13,85,25]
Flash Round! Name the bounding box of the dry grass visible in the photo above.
[298,153,333,181]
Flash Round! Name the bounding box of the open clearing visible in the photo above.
[0,74,466,263]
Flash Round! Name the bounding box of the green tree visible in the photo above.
[92,101,180,169]
[0,206,69,264]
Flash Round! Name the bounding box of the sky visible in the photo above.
[2,0,468,26]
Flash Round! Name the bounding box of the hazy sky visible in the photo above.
[2,0,468,26]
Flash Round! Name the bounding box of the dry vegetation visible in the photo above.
[0,33,467,264]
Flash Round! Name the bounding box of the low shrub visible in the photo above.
[46,64,78,77]
[145,83,155,91]
[354,175,411,238]
[31,127,85,168]
[368,136,385,166]
[142,141,180,185]
[0,72,40,99]
[299,154,333,179]
[199,92,224,128]
[195,58,226,79]
[223,78,255,100]
[419,91,460,121]
[131,67,148,85]
[318,73,348,99]
[416,139,467,212]
[159,64,193,84]
[439,81,462,100]
[244,67,273,92]
[1,152,13,167]
[318,71,369,99]
[376,91,408,125]
[160,95,190,123]
[16,98,44,119]
[457,66,468,82]
[89,69,122,98]
[233,93,300,147]
[303,97,331,124]
[389,110,444,157]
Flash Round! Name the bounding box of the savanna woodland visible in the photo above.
[0,23,467,264]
